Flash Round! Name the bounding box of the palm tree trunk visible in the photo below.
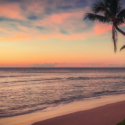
[112,25,117,52]
[114,24,125,36]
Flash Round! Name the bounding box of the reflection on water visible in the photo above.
[0,68,125,118]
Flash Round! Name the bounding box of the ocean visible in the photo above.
[0,68,125,118]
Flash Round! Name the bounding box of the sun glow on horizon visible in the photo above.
[0,0,125,67]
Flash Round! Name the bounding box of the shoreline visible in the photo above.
[32,100,125,125]
[1,94,125,125]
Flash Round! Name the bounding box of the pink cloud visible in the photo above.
[94,23,112,35]
[34,12,73,28]
[0,3,25,20]
[34,8,88,28]
[25,0,45,14]
[37,33,86,40]
[93,23,125,36]
[49,13,72,24]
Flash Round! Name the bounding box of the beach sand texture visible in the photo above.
[32,100,125,125]
[1,94,125,125]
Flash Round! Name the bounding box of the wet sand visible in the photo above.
[32,100,125,125]
[0,94,125,125]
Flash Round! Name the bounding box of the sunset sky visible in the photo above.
[0,0,125,67]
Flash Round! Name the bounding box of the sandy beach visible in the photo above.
[32,100,125,125]
[0,94,125,125]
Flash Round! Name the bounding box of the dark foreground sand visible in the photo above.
[32,100,125,125]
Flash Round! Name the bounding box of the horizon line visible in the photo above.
[0,67,125,68]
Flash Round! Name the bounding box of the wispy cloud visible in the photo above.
[0,0,124,43]
[0,33,30,41]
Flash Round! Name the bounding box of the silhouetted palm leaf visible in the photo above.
[92,0,112,19]
[84,13,109,23]
[117,9,125,18]
[117,9,125,25]
[112,0,122,15]
[120,45,125,51]
[92,0,106,13]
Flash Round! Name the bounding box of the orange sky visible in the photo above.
[0,0,125,67]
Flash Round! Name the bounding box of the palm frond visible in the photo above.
[110,0,122,16]
[117,9,125,18]
[84,13,109,23]
[120,45,125,51]
[115,24,125,35]
[116,17,125,25]
[92,0,106,13]
[116,9,125,25]
[92,0,112,19]
[112,25,117,52]
[115,0,122,14]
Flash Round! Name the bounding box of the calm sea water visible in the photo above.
[0,68,125,118]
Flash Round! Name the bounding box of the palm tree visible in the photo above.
[120,45,125,51]
[84,0,125,52]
